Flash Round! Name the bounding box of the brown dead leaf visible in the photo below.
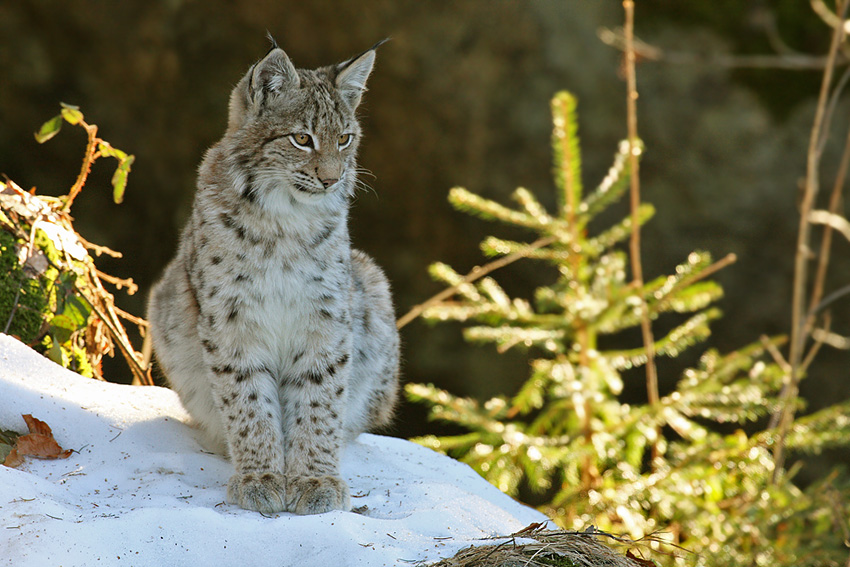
[14,432,73,460]
[4,447,25,468]
[2,414,72,467]
[22,414,54,437]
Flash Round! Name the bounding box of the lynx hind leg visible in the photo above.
[148,261,228,455]
[345,250,401,438]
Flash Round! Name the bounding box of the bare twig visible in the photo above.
[2,280,23,335]
[64,120,98,213]
[802,116,850,367]
[598,27,849,70]
[758,7,801,56]
[396,235,556,330]
[801,312,831,373]
[112,304,149,329]
[817,65,850,158]
[772,0,849,483]
[76,233,123,258]
[812,0,850,32]
[94,269,138,295]
[623,1,660,443]
[811,282,850,317]
[82,291,151,386]
[812,328,850,349]
[808,209,850,243]
[762,335,792,375]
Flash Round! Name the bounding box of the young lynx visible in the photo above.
[147,39,400,515]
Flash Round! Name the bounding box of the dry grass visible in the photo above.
[423,524,667,567]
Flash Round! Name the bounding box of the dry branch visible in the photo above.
[0,178,151,385]
[598,27,849,71]
[423,524,669,567]
[623,0,660,464]
[773,0,850,481]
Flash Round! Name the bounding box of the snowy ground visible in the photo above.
[0,334,547,566]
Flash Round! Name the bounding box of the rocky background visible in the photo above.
[2,1,847,480]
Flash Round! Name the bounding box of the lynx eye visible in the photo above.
[289,133,314,150]
[338,133,353,149]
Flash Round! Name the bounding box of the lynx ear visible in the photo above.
[227,44,300,133]
[249,46,300,104]
[335,40,386,108]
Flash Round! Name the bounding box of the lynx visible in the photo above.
[147,39,400,515]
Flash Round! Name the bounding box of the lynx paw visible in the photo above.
[227,471,287,514]
[285,475,351,515]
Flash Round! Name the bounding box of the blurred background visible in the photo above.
[2,1,848,480]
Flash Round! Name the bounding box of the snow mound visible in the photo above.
[0,334,546,566]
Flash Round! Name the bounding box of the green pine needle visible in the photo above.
[404,90,850,565]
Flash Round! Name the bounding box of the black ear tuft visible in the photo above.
[335,38,390,75]
[265,31,280,52]
[334,39,387,108]
[248,44,300,105]
[370,37,390,51]
[227,39,298,131]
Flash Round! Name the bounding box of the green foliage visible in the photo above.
[1,104,141,381]
[0,212,96,378]
[34,103,135,205]
[407,92,850,566]
[97,140,135,204]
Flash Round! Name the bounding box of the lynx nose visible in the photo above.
[320,177,338,188]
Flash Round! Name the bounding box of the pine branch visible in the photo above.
[580,139,637,219]
[397,235,556,329]
[463,325,567,353]
[603,309,720,370]
[481,236,572,263]
[551,92,584,221]
[447,187,550,230]
[512,187,554,225]
[585,204,655,258]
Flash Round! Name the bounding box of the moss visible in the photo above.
[0,229,52,343]
[0,228,94,378]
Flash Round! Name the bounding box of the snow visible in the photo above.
[0,334,547,566]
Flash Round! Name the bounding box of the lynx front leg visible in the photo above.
[211,362,289,514]
[281,352,352,515]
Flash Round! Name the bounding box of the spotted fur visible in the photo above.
[147,41,400,515]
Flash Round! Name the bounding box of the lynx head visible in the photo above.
[224,39,383,206]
